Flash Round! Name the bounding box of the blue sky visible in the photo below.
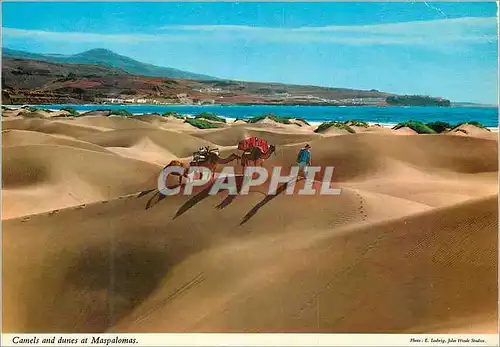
[2,2,498,104]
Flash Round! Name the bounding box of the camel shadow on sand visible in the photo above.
[137,176,296,225]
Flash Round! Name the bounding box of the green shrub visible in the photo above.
[314,121,355,133]
[109,109,133,117]
[185,118,221,129]
[425,121,452,133]
[60,106,79,116]
[345,120,369,128]
[163,111,186,119]
[27,107,52,113]
[392,120,436,134]
[58,72,77,82]
[194,112,226,123]
[2,106,12,111]
[295,118,311,126]
[247,113,291,124]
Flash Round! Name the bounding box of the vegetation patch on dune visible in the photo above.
[294,118,311,126]
[425,121,453,133]
[27,107,52,113]
[455,121,490,131]
[392,120,436,134]
[185,118,222,129]
[345,120,369,128]
[2,106,13,111]
[194,112,226,123]
[314,121,355,133]
[247,113,291,124]
[108,109,133,117]
[162,111,186,119]
[393,120,490,134]
[60,107,79,116]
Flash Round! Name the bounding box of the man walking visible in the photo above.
[296,144,312,179]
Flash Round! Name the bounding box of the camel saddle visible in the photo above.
[238,137,269,154]
[192,147,219,163]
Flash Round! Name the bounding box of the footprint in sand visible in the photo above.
[21,217,30,223]
[354,191,367,221]
[48,210,60,216]
[75,204,86,210]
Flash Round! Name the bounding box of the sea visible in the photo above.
[33,104,499,128]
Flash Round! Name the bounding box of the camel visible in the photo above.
[162,160,189,186]
[240,144,276,168]
[190,147,240,179]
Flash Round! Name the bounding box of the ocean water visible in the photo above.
[36,104,499,127]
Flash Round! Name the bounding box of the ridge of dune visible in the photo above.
[2,129,111,154]
[230,121,316,133]
[187,126,321,146]
[2,144,160,219]
[446,123,498,140]
[78,128,216,159]
[107,137,178,166]
[393,126,418,135]
[259,133,498,183]
[130,114,198,130]
[2,118,106,138]
[61,115,158,130]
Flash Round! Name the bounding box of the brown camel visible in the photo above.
[240,144,276,168]
[189,147,241,179]
[163,160,189,185]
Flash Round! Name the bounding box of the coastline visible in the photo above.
[4,104,498,132]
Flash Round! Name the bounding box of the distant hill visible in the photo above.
[3,48,218,81]
[451,102,498,108]
[386,95,451,107]
[2,56,397,105]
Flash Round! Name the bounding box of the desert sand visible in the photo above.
[2,112,498,334]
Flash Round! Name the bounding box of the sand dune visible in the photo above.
[78,128,215,161]
[250,133,498,183]
[64,115,158,130]
[130,114,198,130]
[110,195,497,333]
[188,126,321,147]
[2,129,111,153]
[1,113,498,334]
[2,118,105,138]
[231,121,315,133]
[2,144,160,219]
[2,108,30,117]
[393,126,418,135]
[2,188,497,332]
[446,123,498,140]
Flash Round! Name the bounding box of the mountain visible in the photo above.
[2,56,395,105]
[3,48,218,81]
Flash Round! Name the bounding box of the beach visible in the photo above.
[2,108,498,334]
